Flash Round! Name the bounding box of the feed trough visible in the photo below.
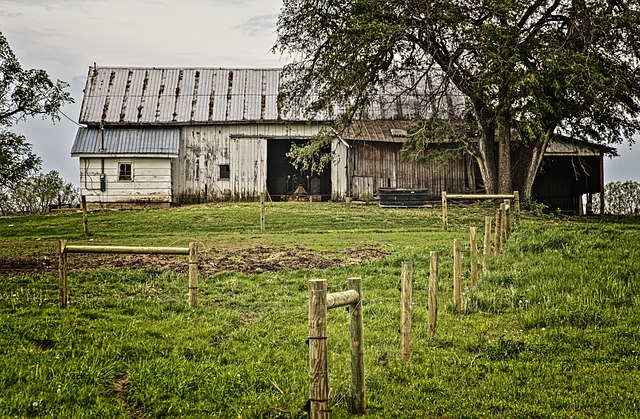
[378,188,430,208]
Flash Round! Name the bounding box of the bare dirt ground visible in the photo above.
[0,244,389,278]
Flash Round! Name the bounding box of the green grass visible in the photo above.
[1,202,639,418]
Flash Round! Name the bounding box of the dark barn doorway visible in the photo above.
[267,140,331,201]
[532,155,602,214]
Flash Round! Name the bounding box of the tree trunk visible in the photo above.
[512,133,551,201]
[497,122,513,194]
[474,114,499,194]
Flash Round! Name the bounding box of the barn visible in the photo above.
[71,66,612,213]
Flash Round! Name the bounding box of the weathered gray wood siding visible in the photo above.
[348,142,477,200]
[174,123,322,202]
[331,140,349,200]
[79,157,173,208]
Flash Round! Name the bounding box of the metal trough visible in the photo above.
[378,188,430,208]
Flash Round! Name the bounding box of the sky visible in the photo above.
[1,0,639,185]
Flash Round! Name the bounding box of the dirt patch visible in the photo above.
[0,245,389,278]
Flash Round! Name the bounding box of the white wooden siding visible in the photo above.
[331,140,349,199]
[79,157,172,207]
[173,123,324,201]
[231,137,267,199]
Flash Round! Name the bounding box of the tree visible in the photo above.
[0,130,41,189]
[0,31,73,189]
[273,0,640,200]
[1,171,78,215]
[593,181,640,215]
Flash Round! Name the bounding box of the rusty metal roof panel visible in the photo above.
[343,120,416,143]
[71,127,180,155]
[193,69,212,122]
[263,70,280,120]
[228,69,244,120]
[78,67,465,125]
[213,69,231,121]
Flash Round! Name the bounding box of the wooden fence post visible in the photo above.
[470,227,478,287]
[58,240,68,308]
[308,280,329,419]
[260,192,266,232]
[514,191,521,226]
[483,216,492,272]
[494,208,502,256]
[348,277,366,415]
[442,191,448,231]
[188,242,198,308]
[81,195,90,237]
[504,199,511,239]
[400,263,412,361]
[429,251,439,337]
[500,202,507,246]
[453,238,462,311]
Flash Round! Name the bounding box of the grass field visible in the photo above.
[1,202,639,418]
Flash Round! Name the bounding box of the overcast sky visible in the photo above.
[1,0,639,184]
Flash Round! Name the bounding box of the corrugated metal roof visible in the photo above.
[71,127,180,156]
[79,67,466,125]
[343,120,416,143]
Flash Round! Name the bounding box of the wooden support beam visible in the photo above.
[327,289,359,309]
[470,227,478,287]
[442,191,448,231]
[429,251,439,338]
[64,245,190,255]
[81,195,90,237]
[400,262,412,361]
[260,192,266,232]
[348,277,365,415]
[453,238,462,311]
[483,216,492,272]
[308,280,329,419]
[513,190,521,226]
[446,194,515,200]
[188,242,198,308]
[58,240,68,309]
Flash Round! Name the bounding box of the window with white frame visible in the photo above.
[118,162,133,181]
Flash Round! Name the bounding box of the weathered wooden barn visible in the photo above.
[71,66,612,213]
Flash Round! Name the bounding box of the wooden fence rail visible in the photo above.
[58,241,198,309]
[442,191,521,230]
[308,278,365,418]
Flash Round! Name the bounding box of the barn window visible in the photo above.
[195,158,200,180]
[219,164,230,180]
[118,162,132,181]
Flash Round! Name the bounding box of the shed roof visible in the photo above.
[79,66,465,125]
[342,120,416,143]
[71,127,180,156]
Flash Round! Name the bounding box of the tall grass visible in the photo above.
[1,203,639,417]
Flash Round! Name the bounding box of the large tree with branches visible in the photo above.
[0,31,73,189]
[274,0,640,200]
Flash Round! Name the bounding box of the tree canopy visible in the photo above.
[0,31,73,189]
[274,0,640,200]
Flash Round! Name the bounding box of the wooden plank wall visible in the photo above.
[174,123,322,202]
[349,142,476,200]
[79,157,173,208]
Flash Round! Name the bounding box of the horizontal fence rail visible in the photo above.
[442,191,520,230]
[64,245,190,255]
[326,289,359,309]
[58,241,198,308]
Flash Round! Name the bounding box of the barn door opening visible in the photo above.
[267,140,331,201]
